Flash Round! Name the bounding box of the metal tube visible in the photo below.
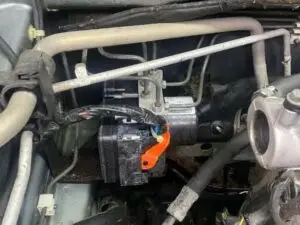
[282,29,291,76]
[98,46,150,95]
[170,35,219,108]
[1,131,34,225]
[120,76,162,107]
[0,91,37,147]
[98,47,146,62]
[166,36,204,87]
[52,29,291,94]
[35,17,269,88]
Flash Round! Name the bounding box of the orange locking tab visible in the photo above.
[141,130,171,170]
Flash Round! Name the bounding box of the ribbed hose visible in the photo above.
[164,130,249,225]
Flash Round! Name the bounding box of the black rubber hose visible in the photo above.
[271,74,300,97]
[163,130,249,225]
[187,129,249,193]
[0,36,17,67]
[60,0,248,31]
[44,0,188,9]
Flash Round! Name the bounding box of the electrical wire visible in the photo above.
[166,36,204,87]
[61,53,79,108]
[169,34,219,108]
[0,36,17,67]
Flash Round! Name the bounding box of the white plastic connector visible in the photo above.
[37,194,55,216]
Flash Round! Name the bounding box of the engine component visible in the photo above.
[98,121,168,186]
[248,85,300,169]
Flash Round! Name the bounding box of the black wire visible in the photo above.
[55,105,166,127]
[60,0,242,31]
[0,36,17,67]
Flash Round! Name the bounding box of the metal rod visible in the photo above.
[1,131,34,225]
[52,29,291,94]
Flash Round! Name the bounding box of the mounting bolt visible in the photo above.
[211,121,224,135]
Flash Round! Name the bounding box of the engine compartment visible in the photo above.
[2,1,300,225]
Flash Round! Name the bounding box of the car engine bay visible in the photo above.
[2,0,300,225]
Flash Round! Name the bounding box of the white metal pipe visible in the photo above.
[1,131,34,225]
[34,17,269,88]
[52,29,290,93]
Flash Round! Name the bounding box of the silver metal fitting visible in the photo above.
[247,94,300,169]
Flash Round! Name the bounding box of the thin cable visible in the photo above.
[0,36,17,67]
[167,36,204,87]
[46,124,79,193]
[170,35,219,108]
[61,53,79,108]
